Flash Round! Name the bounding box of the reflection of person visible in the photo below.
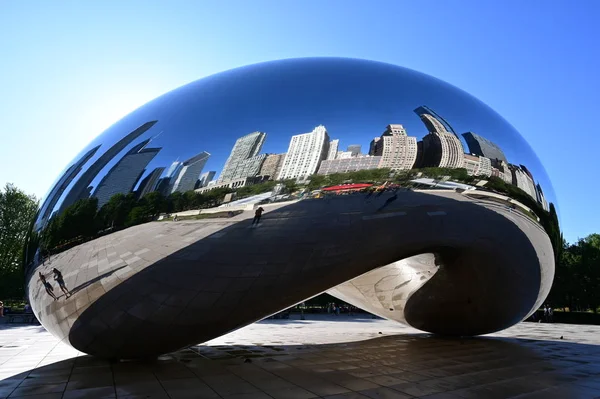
[251,207,264,225]
[53,268,71,298]
[39,272,58,301]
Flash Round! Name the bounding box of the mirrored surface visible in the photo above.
[24,57,559,359]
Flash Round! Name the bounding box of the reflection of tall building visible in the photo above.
[414,141,424,169]
[509,164,536,199]
[94,139,161,208]
[491,160,513,184]
[58,121,158,213]
[237,154,267,179]
[415,107,464,168]
[368,137,380,156]
[259,153,285,179]
[166,161,182,178]
[327,140,339,160]
[519,164,535,182]
[218,132,266,182]
[136,167,165,198]
[374,124,418,170]
[463,154,492,177]
[347,144,361,157]
[37,146,99,229]
[172,151,211,193]
[536,183,549,211]
[462,132,507,163]
[198,171,216,188]
[318,156,381,175]
[278,125,330,180]
[414,105,457,135]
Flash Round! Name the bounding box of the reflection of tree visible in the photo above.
[307,168,391,191]
[235,181,277,198]
[42,197,99,251]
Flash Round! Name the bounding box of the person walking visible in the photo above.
[251,207,265,226]
[39,272,58,301]
[53,268,71,298]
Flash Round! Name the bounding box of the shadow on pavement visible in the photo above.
[2,333,600,398]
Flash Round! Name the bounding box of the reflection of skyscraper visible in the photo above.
[136,167,166,198]
[93,139,161,208]
[36,145,100,229]
[58,121,158,213]
[519,164,535,182]
[198,171,216,188]
[237,154,267,178]
[492,160,513,184]
[172,151,211,193]
[166,161,182,178]
[259,153,285,179]
[536,183,549,211]
[463,154,492,177]
[327,139,339,160]
[368,137,380,156]
[509,164,536,199]
[218,132,266,182]
[278,125,330,180]
[462,132,507,163]
[375,124,418,170]
[414,105,457,135]
[415,107,464,168]
[347,144,361,157]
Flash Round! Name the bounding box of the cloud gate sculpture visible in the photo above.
[24,57,559,359]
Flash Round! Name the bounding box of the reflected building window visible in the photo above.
[462,132,507,164]
[36,145,99,230]
[171,152,211,193]
[136,167,166,198]
[93,139,162,208]
[57,121,158,215]
[218,132,266,183]
[414,107,464,168]
[278,125,330,180]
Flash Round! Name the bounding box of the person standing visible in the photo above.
[39,272,58,301]
[0,301,4,317]
[251,207,265,226]
[53,268,71,298]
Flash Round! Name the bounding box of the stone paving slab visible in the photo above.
[1,315,600,398]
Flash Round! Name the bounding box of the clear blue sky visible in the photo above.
[0,1,598,243]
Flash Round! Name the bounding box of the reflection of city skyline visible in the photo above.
[36,103,550,229]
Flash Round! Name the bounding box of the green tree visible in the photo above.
[97,194,135,229]
[0,184,38,298]
[125,206,150,227]
[280,179,299,194]
[140,191,167,217]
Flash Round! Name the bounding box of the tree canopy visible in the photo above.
[0,184,38,298]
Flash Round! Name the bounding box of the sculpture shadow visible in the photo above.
[2,334,599,398]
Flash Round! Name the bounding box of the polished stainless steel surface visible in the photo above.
[24,57,559,359]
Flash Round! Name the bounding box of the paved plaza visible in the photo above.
[1,315,600,398]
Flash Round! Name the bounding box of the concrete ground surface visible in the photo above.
[1,315,600,399]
